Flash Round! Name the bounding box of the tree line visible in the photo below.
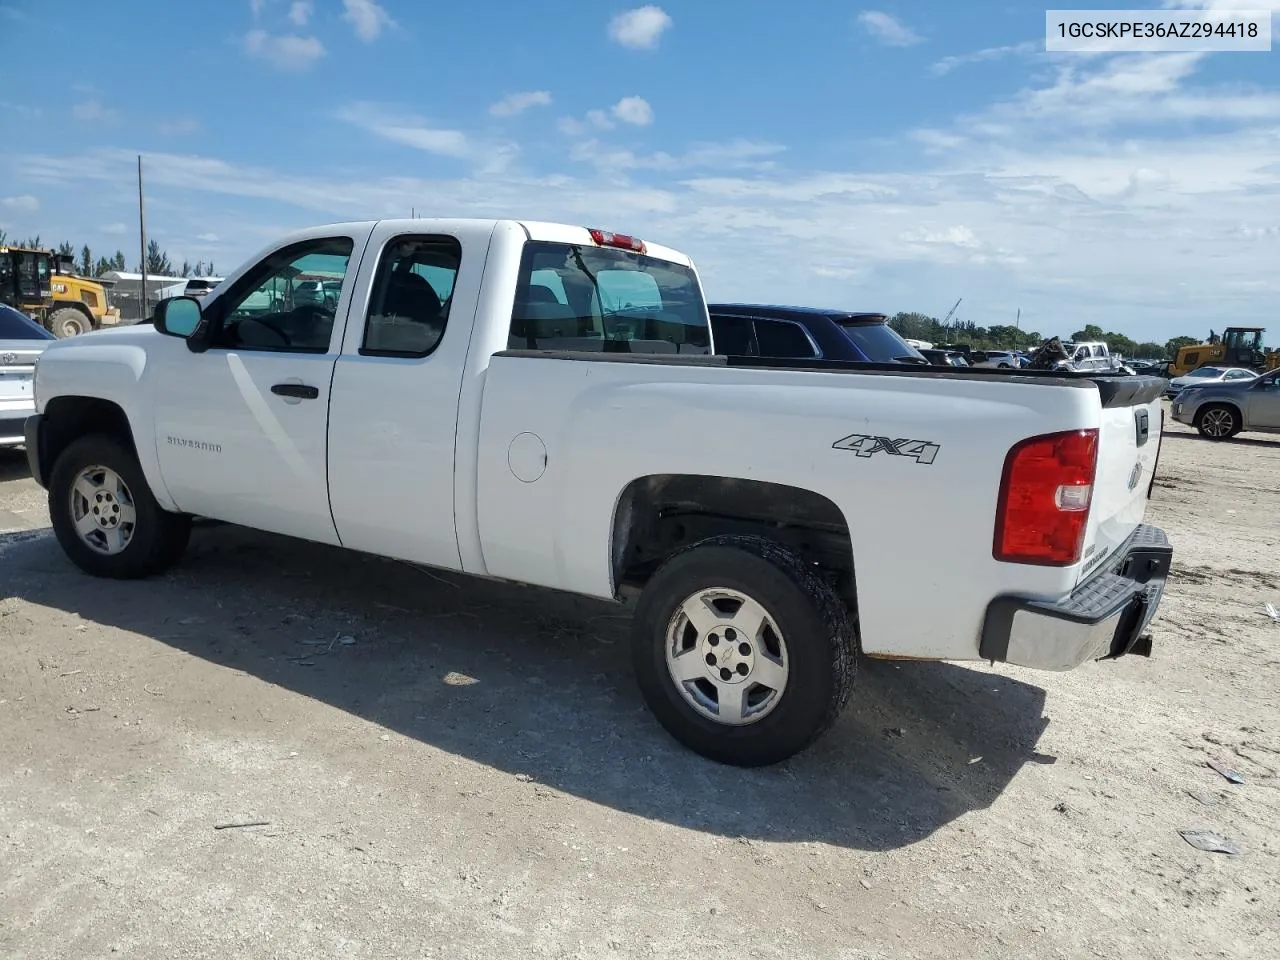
[0,230,215,280]
[887,312,1201,361]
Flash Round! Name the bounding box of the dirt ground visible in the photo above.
[1,410,1276,960]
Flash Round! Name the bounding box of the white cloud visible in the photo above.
[289,0,312,26]
[857,11,922,47]
[197,232,221,242]
[608,5,672,50]
[2,195,39,212]
[931,41,1038,76]
[101,222,126,235]
[159,118,202,135]
[334,102,519,174]
[489,90,553,118]
[243,29,325,71]
[72,99,117,122]
[611,96,654,126]
[250,0,267,16]
[343,0,393,42]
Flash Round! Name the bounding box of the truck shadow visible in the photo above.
[4,525,1053,853]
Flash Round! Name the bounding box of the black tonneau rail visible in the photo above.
[493,349,1167,409]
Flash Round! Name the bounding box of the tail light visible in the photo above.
[994,428,1098,566]
[588,228,646,254]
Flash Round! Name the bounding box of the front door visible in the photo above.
[151,232,366,544]
[1246,371,1280,429]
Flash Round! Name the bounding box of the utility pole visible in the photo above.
[137,155,148,320]
[1014,307,1021,349]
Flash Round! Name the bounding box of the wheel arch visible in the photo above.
[610,473,858,612]
[37,396,175,509]
[1194,400,1243,437]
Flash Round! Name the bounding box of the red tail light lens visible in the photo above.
[994,428,1098,566]
[588,228,646,254]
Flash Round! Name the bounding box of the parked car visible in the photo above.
[1061,341,1116,372]
[182,277,224,299]
[1162,365,1256,399]
[708,304,926,363]
[0,302,57,448]
[972,350,1022,369]
[918,348,969,367]
[1170,367,1280,439]
[24,217,1172,767]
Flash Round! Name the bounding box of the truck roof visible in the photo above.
[296,218,694,268]
[709,303,889,325]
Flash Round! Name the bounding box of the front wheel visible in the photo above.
[48,306,94,337]
[48,433,192,579]
[1194,404,1240,440]
[631,535,857,766]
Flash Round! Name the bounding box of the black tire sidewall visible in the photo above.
[48,433,189,578]
[632,537,854,766]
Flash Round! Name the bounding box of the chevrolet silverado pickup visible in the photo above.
[23,217,1173,766]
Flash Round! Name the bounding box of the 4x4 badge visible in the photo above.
[832,434,940,464]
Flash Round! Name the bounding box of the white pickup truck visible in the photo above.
[23,218,1173,766]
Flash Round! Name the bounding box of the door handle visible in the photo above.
[271,383,319,399]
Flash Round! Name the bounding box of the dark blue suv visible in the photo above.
[708,303,927,364]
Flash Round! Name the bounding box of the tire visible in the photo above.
[631,534,857,767]
[1194,403,1240,441]
[47,433,191,579]
[48,307,94,337]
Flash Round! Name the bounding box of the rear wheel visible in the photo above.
[1194,404,1240,440]
[48,433,191,579]
[631,534,856,766]
[48,307,93,337]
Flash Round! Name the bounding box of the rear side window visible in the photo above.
[753,318,817,358]
[361,234,461,358]
[510,241,710,355]
[837,320,923,363]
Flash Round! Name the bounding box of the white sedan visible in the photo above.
[0,304,57,447]
[1163,365,1256,399]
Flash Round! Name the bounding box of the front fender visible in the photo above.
[35,338,176,511]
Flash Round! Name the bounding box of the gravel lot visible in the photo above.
[1,410,1277,960]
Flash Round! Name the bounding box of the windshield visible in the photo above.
[1188,367,1223,377]
[837,319,925,363]
[0,303,56,340]
[510,241,710,354]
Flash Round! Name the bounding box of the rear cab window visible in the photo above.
[509,241,710,355]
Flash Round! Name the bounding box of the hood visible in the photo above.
[1174,376,1252,392]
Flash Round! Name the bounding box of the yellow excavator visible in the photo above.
[1166,326,1280,378]
[0,244,119,336]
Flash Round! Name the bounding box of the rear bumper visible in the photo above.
[980,524,1173,671]
[0,401,36,448]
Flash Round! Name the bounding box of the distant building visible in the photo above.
[99,271,189,322]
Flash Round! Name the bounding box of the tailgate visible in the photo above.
[1081,376,1165,578]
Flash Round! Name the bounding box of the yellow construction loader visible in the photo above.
[0,244,119,336]
[1166,326,1280,377]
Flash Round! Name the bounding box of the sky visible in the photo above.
[1,0,1277,345]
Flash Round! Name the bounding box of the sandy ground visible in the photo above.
[1,410,1277,960]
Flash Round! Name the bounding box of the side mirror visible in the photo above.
[154,296,202,338]
[153,295,215,353]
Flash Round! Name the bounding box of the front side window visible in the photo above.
[361,234,461,357]
[509,241,710,355]
[210,237,353,353]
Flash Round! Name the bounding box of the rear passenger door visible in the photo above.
[326,223,482,569]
